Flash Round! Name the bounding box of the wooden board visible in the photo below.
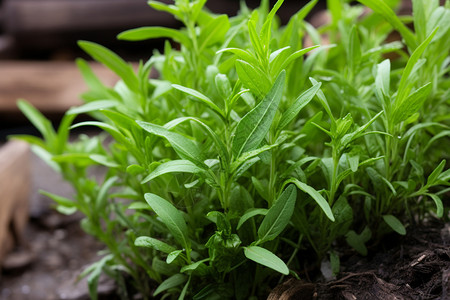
[0,61,119,113]
[3,0,177,34]
[0,140,30,265]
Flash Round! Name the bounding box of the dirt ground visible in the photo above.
[269,221,450,300]
[0,152,113,300]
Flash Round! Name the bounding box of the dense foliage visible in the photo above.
[15,0,450,298]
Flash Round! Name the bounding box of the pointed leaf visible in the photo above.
[257,185,297,243]
[382,215,406,235]
[118,27,190,46]
[237,208,268,230]
[153,274,187,296]
[137,121,204,166]
[142,160,205,184]
[278,82,321,130]
[78,41,139,92]
[425,194,444,218]
[232,71,285,158]
[172,84,224,116]
[244,246,289,275]
[135,236,176,254]
[285,178,334,221]
[145,193,191,250]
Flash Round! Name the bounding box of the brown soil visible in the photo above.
[269,221,450,300]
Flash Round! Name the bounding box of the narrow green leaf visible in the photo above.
[236,60,271,98]
[257,185,297,244]
[276,46,319,76]
[285,178,335,221]
[78,41,139,92]
[40,190,76,208]
[142,160,204,184]
[118,27,190,46]
[396,28,437,103]
[244,246,289,275]
[148,1,183,20]
[67,100,118,115]
[382,215,406,235]
[427,160,446,186]
[76,58,106,93]
[153,274,187,296]
[348,25,361,75]
[17,99,55,143]
[232,71,285,158]
[425,194,444,218]
[357,0,417,50]
[172,84,224,117]
[216,48,259,66]
[278,82,321,130]
[87,255,112,300]
[145,193,191,250]
[135,236,176,254]
[137,121,205,166]
[393,83,432,124]
[237,208,268,230]
[166,250,183,264]
[199,15,230,51]
[231,144,278,174]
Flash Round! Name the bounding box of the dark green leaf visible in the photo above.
[257,185,297,244]
[232,71,285,158]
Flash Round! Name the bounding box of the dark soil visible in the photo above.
[269,221,450,300]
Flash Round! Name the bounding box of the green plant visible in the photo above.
[14,0,449,298]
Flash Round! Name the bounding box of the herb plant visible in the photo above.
[15,0,450,299]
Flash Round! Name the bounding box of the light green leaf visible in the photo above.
[78,41,139,92]
[145,193,191,250]
[237,208,268,230]
[244,246,289,275]
[153,274,187,296]
[427,160,446,186]
[232,71,285,158]
[172,84,224,117]
[40,190,76,208]
[17,100,55,144]
[148,1,183,20]
[166,250,183,264]
[278,82,321,130]
[235,60,271,98]
[231,144,277,174]
[382,214,406,235]
[135,236,176,254]
[257,185,297,244]
[137,121,205,166]
[118,27,190,46]
[392,83,432,124]
[396,28,437,104]
[67,100,118,115]
[357,0,417,50]
[142,160,205,184]
[425,194,444,218]
[286,178,334,221]
[199,15,230,51]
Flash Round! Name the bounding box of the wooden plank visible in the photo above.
[4,0,177,34]
[0,140,30,265]
[0,61,119,113]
